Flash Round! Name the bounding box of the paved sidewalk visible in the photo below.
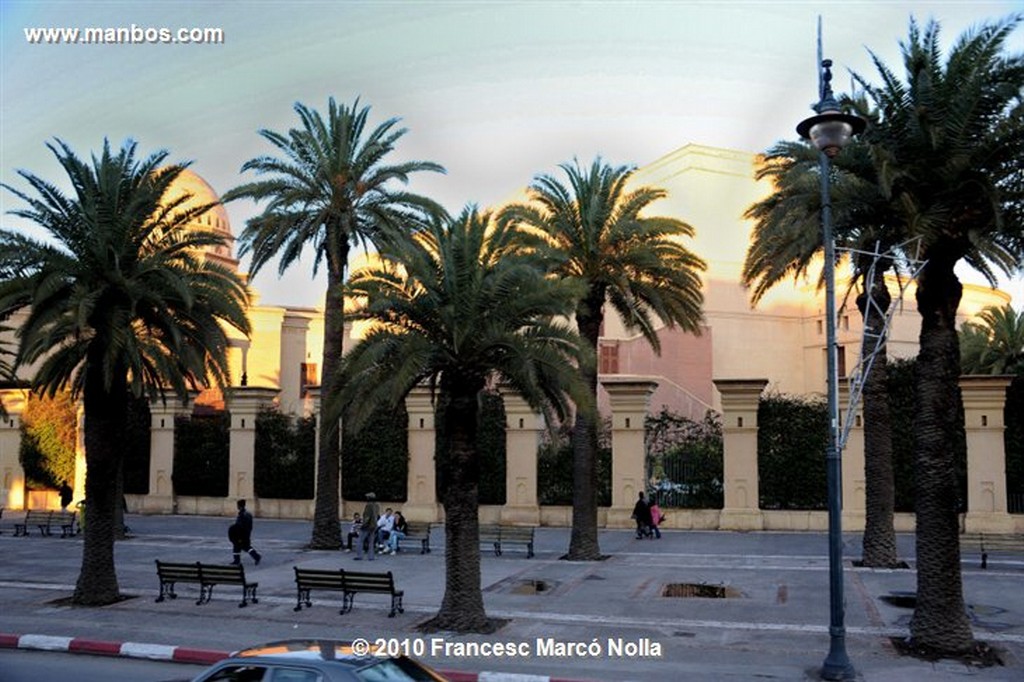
[1,513,1022,681]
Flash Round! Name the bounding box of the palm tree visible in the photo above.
[960,304,1024,375]
[0,139,250,605]
[743,137,905,568]
[502,158,706,560]
[225,98,444,549]
[851,16,1024,652]
[339,206,589,632]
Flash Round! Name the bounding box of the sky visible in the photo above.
[1,0,1022,310]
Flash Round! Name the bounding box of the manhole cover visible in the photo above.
[662,582,740,599]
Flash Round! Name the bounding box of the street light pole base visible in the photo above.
[821,639,855,681]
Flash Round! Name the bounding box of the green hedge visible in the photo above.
[173,413,229,497]
[537,421,612,507]
[1007,376,1023,509]
[122,395,152,494]
[19,390,76,490]
[254,407,315,499]
[757,393,829,510]
[343,402,409,502]
[434,390,507,505]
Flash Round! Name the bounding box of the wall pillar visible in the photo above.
[960,375,1015,534]
[144,392,196,513]
[226,387,279,515]
[0,389,28,510]
[839,379,866,531]
[405,386,440,522]
[602,376,658,528]
[499,390,541,525]
[714,378,767,530]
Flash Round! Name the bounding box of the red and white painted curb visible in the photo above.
[0,632,592,682]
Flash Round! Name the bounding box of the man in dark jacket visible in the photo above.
[632,491,653,539]
[355,492,380,561]
[229,499,261,565]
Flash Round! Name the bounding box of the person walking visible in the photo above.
[648,495,663,539]
[59,482,73,511]
[228,499,262,565]
[632,491,652,539]
[355,492,380,561]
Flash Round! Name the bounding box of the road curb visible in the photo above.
[0,632,594,681]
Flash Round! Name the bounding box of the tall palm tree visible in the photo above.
[743,137,905,568]
[225,98,444,549]
[0,139,250,605]
[503,158,706,560]
[339,206,589,632]
[959,304,1024,375]
[851,16,1024,652]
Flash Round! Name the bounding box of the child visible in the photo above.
[649,496,663,539]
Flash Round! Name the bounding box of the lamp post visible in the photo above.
[796,58,865,681]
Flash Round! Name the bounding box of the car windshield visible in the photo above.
[354,657,443,681]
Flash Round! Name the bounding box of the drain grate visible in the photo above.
[662,582,740,599]
[510,579,553,595]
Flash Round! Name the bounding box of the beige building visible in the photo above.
[0,147,1017,534]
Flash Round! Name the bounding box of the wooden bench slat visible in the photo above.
[478,524,536,558]
[293,567,345,612]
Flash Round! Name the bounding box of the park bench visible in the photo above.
[341,570,404,617]
[394,521,432,554]
[155,560,259,607]
[13,510,54,537]
[478,524,536,558]
[960,532,1024,569]
[50,510,77,537]
[293,567,346,612]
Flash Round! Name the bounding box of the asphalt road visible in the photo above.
[0,649,206,682]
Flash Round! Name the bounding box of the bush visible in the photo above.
[757,393,828,510]
[122,394,152,494]
[1007,376,1024,509]
[19,390,76,490]
[537,420,611,507]
[645,409,723,509]
[343,402,409,502]
[254,407,315,499]
[173,413,229,497]
[885,357,968,513]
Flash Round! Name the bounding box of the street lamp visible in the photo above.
[797,58,865,681]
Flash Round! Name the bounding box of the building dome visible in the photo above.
[161,168,238,272]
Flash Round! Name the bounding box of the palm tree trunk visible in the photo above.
[909,261,973,651]
[310,249,346,549]
[567,293,603,561]
[858,277,899,567]
[73,361,125,605]
[426,384,494,633]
